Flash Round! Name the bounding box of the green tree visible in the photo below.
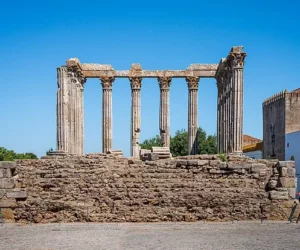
[139,135,162,150]
[0,147,38,161]
[170,129,188,156]
[140,127,217,156]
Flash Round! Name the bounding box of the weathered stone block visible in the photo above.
[0,169,3,178]
[176,160,187,167]
[209,160,220,166]
[278,161,295,168]
[287,168,296,178]
[268,180,277,189]
[187,160,198,166]
[0,161,16,169]
[278,167,287,177]
[144,160,157,166]
[251,163,267,173]
[3,169,12,178]
[288,188,296,199]
[1,208,14,220]
[227,163,251,170]
[217,162,227,169]
[283,200,299,208]
[269,190,288,200]
[150,153,159,161]
[0,197,17,207]
[197,160,208,166]
[0,189,5,198]
[6,190,27,199]
[279,177,295,188]
[128,158,142,165]
[0,178,15,189]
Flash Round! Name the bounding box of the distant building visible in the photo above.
[243,135,262,159]
[263,88,300,197]
[262,88,300,160]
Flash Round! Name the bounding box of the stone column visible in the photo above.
[227,72,233,153]
[216,78,222,153]
[130,77,142,157]
[223,81,228,153]
[66,72,85,155]
[219,86,223,153]
[56,66,69,152]
[100,77,115,153]
[186,77,199,155]
[229,48,247,154]
[67,70,79,154]
[158,76,172,147]
[78,77,85,155]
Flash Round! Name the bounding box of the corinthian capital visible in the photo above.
[186,77,199,90]
[100,76,115,89]
[158,76,172,90]
[129,77,142,90]
[229,52,247,68]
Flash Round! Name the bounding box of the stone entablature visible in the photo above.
[66,59,218,78]
[56,46,247,156]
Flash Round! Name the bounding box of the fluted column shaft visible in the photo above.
[57,67,69,152]
[100,77,114,153]
[186,77,199,155]
[217,87,220,153]
[158,77,171,147]
[217,79,223,153]
[227,73,233,153]
[230,52,246,154]
[130,77,142,157]
[78,81,85,155]
[232,67,244,153]
[224,83,228,153]
[66,71,84,154]
[219,88,223,153]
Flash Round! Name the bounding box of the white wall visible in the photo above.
[244,150,262,159]
[285,131,300,196]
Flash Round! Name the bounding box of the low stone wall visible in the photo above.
[0,154,297,223]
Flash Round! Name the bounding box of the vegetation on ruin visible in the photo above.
[140,127,217,156]
[218,153,227,162]
[0,147,38,161]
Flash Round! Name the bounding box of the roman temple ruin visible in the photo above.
[55,46,246,156]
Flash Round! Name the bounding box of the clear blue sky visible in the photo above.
[1,0,299,157]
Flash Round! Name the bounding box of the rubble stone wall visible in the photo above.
[0,154,297,223]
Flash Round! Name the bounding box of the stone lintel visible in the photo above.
[82,69,217,78]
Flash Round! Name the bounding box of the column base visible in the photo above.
[47,150,68,156]
[228,151,244,156]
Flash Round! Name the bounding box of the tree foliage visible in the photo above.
[140,127,217,156]
[0,147,38,161]
[139,135,162,150]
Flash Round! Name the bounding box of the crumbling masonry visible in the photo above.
[0,155,297,223]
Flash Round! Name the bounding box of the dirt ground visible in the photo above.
[1,221,300,250]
